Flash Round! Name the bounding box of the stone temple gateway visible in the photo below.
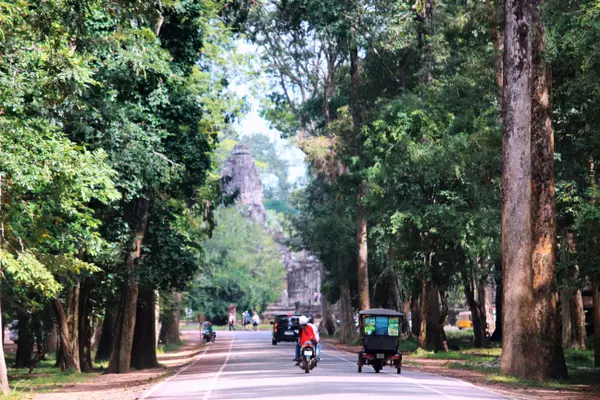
[221,144,321,316]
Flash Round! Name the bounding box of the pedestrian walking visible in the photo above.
[251,311,260,331]
[228,312,236,331]
[245,310,251,331]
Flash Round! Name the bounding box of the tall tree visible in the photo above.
[501,0,567,380]
[500,0,536,379]
[530,0,567,379]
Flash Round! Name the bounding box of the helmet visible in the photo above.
[299,315,308,325]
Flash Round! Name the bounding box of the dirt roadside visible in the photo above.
[323,339,600,400]
[32,331,205,400]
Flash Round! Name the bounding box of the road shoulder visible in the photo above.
[31,332,204,400]
[323,338,600,400]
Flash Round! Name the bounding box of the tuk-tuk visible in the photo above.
[357,308,403,374]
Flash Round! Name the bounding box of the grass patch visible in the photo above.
[447,347,600,388]
[183,324,273,332]
[157,341,186,354]
[212,324,273,331]
[448,361,500,373]
[445,329,476,350]
[417,350,497,362]
[5,353,99,399]
[564,348,595,368]
[486,370,600,389]
[403,360,424,367]
[399,337,419,353]
[180,324,202,331]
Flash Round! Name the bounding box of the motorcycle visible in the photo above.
[202,330,216,343]
[298,341,318,373]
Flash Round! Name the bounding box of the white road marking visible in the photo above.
[324,346,471,400]
[202,336,235,400]
[141,345,209,399]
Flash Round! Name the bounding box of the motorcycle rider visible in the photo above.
[203,321,215,342]
[295,315,321,365]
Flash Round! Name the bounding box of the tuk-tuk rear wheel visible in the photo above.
[358,365,362,373]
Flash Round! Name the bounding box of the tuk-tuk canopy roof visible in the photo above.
[359,308,404,317]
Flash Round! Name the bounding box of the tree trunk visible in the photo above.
[570,289,586,349]
[560,289,573,347]
[530,1,567,379]
[349,36,369,312]
[339,281,356,344]
[501,0,537,379]
[95,307,115,362]
[78,282,93,372]
[53,299,80,372]
[0,297,9,394]
[131,287,159,370]
[403,294,413,338]
[1,314,4,349]
[163,292,181,345]
[439,289,448,346]
[155,290,161,347]
[560,229,586,349]
[593,273,600,368]
[66,283,81,370]
[418,279,427,349]
[387,266,402,312]
[322,57,334,126]
[560,287,586,350]
[425,282,443,351]
[320,294,337,336]
[465,281,486,348]
[108,197,149,373]
[355,186,369,311]
[46,324,58,353]
[14,313,33,369]
[410,295,420,337]
[477,279,496,337]
[491,262,503,342]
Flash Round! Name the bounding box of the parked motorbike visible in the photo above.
[298,341,317,373]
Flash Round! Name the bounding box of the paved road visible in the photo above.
[142,331,507,400]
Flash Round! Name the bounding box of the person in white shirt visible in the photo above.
[307,316,321,361]
[252,312,261,331]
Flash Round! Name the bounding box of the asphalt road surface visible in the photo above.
[141,331,507,400]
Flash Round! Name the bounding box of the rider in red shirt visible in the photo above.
[295,315,321,365]
[300,320,318,344]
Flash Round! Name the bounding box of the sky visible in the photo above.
[232,41,307,185]
[235,101,307,184]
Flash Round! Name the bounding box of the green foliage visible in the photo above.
[291,179,357,303]
[254,0,502,307]
[0,0,248,388]
[550,0,600,281]
[188,207,285,321]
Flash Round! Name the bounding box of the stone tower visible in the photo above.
[221,144,322,315]
[221,144,267,225]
